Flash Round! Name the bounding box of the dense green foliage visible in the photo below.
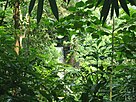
[28,0,136,23]
[0,0,136,102]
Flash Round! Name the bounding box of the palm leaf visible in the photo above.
[119,0,130,15]
[63,0,71,4]
[100,0,111,23]
[110,2,114,19]
[29,0,36,15]
[37,0,44,23]
[96,0,135,23]
[68,0,71,4]
[113,0,119,17]
[128,0,136,6]
[95,0,103,8]
[48,0,59,20]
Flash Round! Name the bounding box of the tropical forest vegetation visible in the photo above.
[0,0,136,101]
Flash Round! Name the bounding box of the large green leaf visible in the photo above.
[128,0,136,5]
[29,0,59,23]
[75,1,85,7]
[110,0,119,19]
[68,0,71,4]
[29,0,136,24]
[96,0,136,23]
[119,0,130,16]
[113,0,119,17]
[48,0,59,20]
[63,0,71,4]
[100,0,111,23]
[37,0,44,23]
[29,0,36,15]
[95,0,103,8]
[110,1,114,19]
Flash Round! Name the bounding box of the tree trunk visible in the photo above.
[13,0,20,55]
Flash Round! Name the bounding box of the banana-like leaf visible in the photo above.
[111,3,114,19]
[113,0,119,17]
[100,0,111,23]
[68,0,71,4]
[48,0,59,20]
[37,0,44,23]
[96,0,136,23]
[128,0,136,5]
[119,0,130,16]
[29,0,36,15]
[100,0,108,19]
[63,0,71,4]
[31,0,135,24]
[95,0,103,9]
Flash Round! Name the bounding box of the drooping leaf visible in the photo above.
[113,0,119,17]
[63,0,71,4]
[100,0,110,18]
[95,0,103,9]
[100,0,111,23]
[68,0,71,4]
[110,3,114,19]
[119,0,130,15]
[29,0,36,15]
[96,0,133,23]
[48,0,59,20]
[128,0,136,6]
[37,0,44,23]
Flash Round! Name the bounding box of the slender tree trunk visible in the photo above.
[12,0,20,96]
[13,0,20,55]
